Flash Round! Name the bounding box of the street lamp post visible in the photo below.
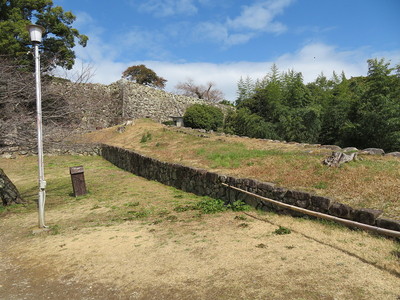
[27,24,47,228]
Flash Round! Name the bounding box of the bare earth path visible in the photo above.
[1,155,399,299]
[1,204,400,299]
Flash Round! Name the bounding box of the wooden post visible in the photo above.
[69,166,87,197]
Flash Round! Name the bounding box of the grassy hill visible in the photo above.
[75,119,400,219]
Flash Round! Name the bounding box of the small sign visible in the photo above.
[70,166,84,175]
[69,166,87,197]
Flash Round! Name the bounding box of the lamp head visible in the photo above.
[26,24,45,43]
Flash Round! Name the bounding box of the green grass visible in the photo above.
[196,142,308,168]
[1,155,254,228]
[313,181,328,189]
[140,132,153,143]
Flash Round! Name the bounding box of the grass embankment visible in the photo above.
[78,119,400,219]
[1,155,400,299]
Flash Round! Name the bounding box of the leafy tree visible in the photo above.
[355,58,400,151]
[230,59,399,150]
[122,64,167,89]
[276,106,321,143]
[183,104,223,131]
[175,78,224,102]
[0,0,88,70]
[219,99,234,106]
[282,70,311,108]
[224,108,278,139]
[313,72,355,145]
[236,76,255,105]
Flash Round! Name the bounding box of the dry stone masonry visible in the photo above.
[100,145,400,235]
[118,79,227,122]
[46,79,228,131]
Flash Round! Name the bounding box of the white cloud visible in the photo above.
[227,0,292,33]
[134,0,198,17]
[57,40,399,102]
[195,0,293,46]
[275,43,368,82]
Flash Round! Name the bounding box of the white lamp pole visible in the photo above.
[27,24,47,228]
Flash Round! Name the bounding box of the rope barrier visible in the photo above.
[222,183,400,238]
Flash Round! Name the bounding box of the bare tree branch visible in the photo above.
[175,78,225,103]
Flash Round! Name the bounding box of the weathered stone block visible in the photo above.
[310,195,332,212]
[284,190,311,208]
[329,202,353,219]
[257,182,275,192]
[272,187,288,200]
[353,208,383,225]
[226,176,238,187]
[217,175,227,183]
[205,171,219,184]
[242,194,261,208]
[375,217,400,232]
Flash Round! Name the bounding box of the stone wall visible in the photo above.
[1,143,101,158]
[118,79,228,122]
[101,145,400,235]
[52,79,229,126]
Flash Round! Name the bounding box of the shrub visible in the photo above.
[224,108,279,139]
[273,226,291,235]
[196,198,227,214]
[183,104,223,131]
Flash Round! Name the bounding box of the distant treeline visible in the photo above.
[224,58,400,152]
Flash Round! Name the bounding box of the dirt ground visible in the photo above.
[1,199,400,299]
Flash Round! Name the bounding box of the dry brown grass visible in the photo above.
[76,119,400,219]
[1,155,399,299]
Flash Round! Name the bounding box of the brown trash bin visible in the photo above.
[69,166,87,197]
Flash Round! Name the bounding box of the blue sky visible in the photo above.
[53,0,400,101]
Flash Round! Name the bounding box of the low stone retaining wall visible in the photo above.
[101,145,400,234]
[0,143,101,158]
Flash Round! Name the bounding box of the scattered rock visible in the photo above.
[385,152,400,158]
[124,120,135,126]
[342,147,358,153]
[361,148,385,155]
[323,151,358,167]
[116,126,126,133]
[321,145,342,151]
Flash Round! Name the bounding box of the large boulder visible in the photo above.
[0,168,24,206]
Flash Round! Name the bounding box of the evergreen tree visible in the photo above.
[356,58,400,150]
[0,0,88,70]
[236,76,255,106]
[227,59,399,151]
